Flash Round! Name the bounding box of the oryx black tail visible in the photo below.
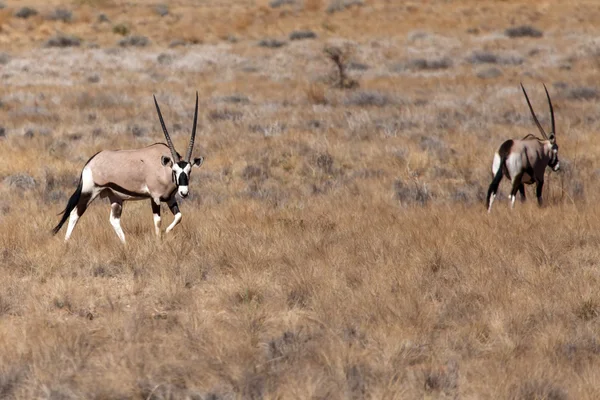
[486,161,504,209]
[52,177,83,235]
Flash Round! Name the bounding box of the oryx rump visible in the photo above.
[486,83,560,212]
[52,92,204,243]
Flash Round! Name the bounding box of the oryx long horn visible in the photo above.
[153,95,179,162]
[543,83,555,136]
[520,83,548,140]
[185,91,199,162]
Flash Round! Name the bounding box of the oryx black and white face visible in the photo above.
[166,158,204,198]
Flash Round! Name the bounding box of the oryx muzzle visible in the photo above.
[486,83,559,212]
[52,92,205,243]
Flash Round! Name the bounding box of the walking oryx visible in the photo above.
[52,92,204,243]
[486,83,560,212]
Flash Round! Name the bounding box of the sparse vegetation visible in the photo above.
[325,45,359,88]
[258,38,287,48]
[289,30,317,40]
[112,23,130,36]
[505,25,543,38]
[44,34,81,48]
[327,0,364,14]
[118,35,149,47]
[2,0,600,398]
[46,8,73,23]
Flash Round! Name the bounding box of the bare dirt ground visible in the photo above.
[2,0,600,398]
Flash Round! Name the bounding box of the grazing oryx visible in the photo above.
[52,92,204,243]
[486,83,560,212]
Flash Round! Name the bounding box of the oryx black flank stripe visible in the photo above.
[99,183,152,199]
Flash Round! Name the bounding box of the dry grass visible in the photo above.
[2,0,600,398]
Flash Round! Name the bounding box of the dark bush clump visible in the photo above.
[112,23,130,36]
[14,7,38,19]
[0,52,10,65]
[155,4,169,17]
[477,67,502,79]
[47,8,73,22]
[505,25,543,38]
[394,179,431,207]
[289,30,317,40]
[407,57,453,71]
[567,87,599,101]
[44,34,81,48]
[118,35,149,47]
[258,39,286,48]
[270,0,296,7]
[209,110,243,122]
[327,0,364,14]
[344,91,392,107]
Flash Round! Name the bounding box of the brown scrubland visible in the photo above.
[2,0,600,398]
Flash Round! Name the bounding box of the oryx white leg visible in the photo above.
[510,195,516,209]
[109,200,126,244]
[166,199,181,234]
[64,190,96,242]
[151,199,161,238]
[487,193,496,213]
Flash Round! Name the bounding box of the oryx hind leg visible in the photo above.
[165,199,182,234]
[151,199,161,238]
[509,173,524,209]
[108,194,126,244]
[518,184,526,202]
[64,168,99,241]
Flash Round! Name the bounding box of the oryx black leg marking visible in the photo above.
[108,194,125,243]
[166,199,182,233]
[536,180,544,207]
[151,200,161,237]
[509,173,524,209]
[518,184,526,202]
[65,191,97,241]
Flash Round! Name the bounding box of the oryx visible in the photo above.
[52,92,204,243]
[486,83,560,212]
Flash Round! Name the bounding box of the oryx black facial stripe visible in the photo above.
[178,173,189,186]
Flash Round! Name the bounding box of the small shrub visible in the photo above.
[324,45,359,89]
[505,25,543,38]
[3,174,36,190]
[467,51,498,64]
[209,110,243,122]
[242,165,268,181]
[169,39,188,48]
[510,380,567,400]
[157,53,173,65]
[154,4,169,17]
[477,67,502,79]
[118,35,149,47]
[214,94,250,104]
[406,57,453,71]
[258,38,286,48]
[112,23,130,36]
[44,34,81,48]
[14,7,38,19]
[327,0,364,14]
[289,30,317,40]
[576,299,599,321]
[567,87,598,101]
[348,61,369,71]
[47,8,73,22]
[0,53,10,65]
[270,0,296,7]
[97,13,110,23]
[394,178,431,206]
[0,2,5,9]
[344,91,392,107]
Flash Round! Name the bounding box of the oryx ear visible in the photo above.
[161,156,172,166]
[193,156,204,167]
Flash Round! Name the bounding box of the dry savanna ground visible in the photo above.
[3,0,600,398]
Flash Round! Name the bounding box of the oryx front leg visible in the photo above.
[166,199,182,234]
[109,199,126,244]
[536,180,544,207]
[151,199,161,238]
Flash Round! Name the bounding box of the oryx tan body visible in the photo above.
[89,144,178,202]
[53,93,204,243]
[486,84,560,212]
